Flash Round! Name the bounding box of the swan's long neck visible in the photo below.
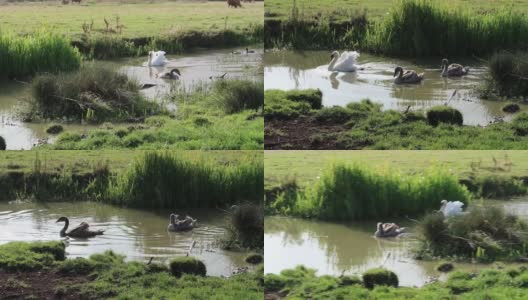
[328,53,340,71]
[148,53,152,66]
[397,68,403,78]
[60,218,69,237]
[442,63,448,76]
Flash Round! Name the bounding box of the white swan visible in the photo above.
[148,51,167,66]
[328,51,361,72]
[439,200,464,217]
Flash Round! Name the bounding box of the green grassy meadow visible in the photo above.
[265,0,528,20]
[1,1,263,38]
[264,150,528,190]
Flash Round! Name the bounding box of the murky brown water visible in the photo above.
[264,199,528,287]
[264,50,526,126]
[0,201,250,276]
[0,47,263,150]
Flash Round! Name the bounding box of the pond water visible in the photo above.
[0,201,250,277]
[264,50,526,126]
[264,199,528,287]
[0,47,263,150]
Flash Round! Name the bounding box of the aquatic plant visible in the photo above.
[426,106,464,126]
[487,51,528,97]
[362,268,399,289]
[29,64,159,122]
[417,206,528,261]
[221,203,264,250]
[288,164,470,221]
[0,30,81,78]
[107,152,263,209]
[210,79,264,114]
[364,0,528,57]
[169,257,207,278]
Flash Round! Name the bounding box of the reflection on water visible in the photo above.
[0,201,248,276]
[264,50,526,126]
[265,199,528,287]
[0,47,263,150]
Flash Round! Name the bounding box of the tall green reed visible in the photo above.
[291,164,471,221]
[364,0,528,57]
[0,30,81,78]
[106,152,263,209]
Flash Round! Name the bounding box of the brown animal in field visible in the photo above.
[227,0,242,8]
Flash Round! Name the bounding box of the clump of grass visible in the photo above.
[221,204,264,250]
[417,206,528,262]
[0,241,65,272]
[46,124,64,135]
[210,80,264,114]
[169,257,206,278]
[285,164,470,221]
[29,64,159,122]
[474,175,527,198]
[245,253,263,265]
[107,152,263,209]
[503,103,521,113]
[426,106,463,126]
[364,0,528,57]
[0,136,5,150]
[488,51,528,97]
[0,30,81,78]
[362,268,398,289]
[57,257,95,275]
[264,89,321,119]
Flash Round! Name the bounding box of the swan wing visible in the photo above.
[333,51,360,72]
[68,222,90,235]
[444,201,464,217]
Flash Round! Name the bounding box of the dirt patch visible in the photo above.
[265,116,350,149]
[0,270,90,300]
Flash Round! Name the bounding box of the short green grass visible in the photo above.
[265,0,528,21]
[1,1,264,39]
[265,150,528,190]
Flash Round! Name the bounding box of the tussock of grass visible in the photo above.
[0,30,81,78]
[269,163,470,221]
[0,136,5,150]
[107,152,263,209]
[417,206,528,262]
[0,241,65,272]
[264,89,321,119]
[29,64,159,122]
[169,257,206,278]
[426,106,463,126]
[487,51,528,97]
[221,204,264,250]
[210,80,264,114]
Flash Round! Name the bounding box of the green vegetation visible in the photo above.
[221,204,264,250]
[0,241,263,299]
[47,80,263,150]
[245,253,264,265]
[0,241,65,272]
[487,51,528,97]
[265,151,528,192]
[0,30,81,78]
[107,152,263,209]
[169,257,207,278]
[266,0,528,57]
[417,206,528,262]
[0,151,263,209]
[426,106,463,127]
[264,89,528,150]
[362,268,399,289]
[264,265,528,299]
[268,163,470,221]
[28,64,159,123]
[2,2,263,59]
